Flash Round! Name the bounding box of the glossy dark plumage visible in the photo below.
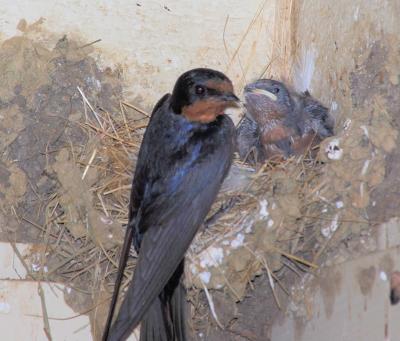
[237,79,333,163]
[103,68,237,341]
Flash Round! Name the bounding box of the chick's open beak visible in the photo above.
[249,88,277,101]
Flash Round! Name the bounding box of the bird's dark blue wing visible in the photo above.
[109,111,235,340]
[102,94,173,341]
[129,93,171,250]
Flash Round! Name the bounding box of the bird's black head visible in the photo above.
[244,79,292,110]
[170,68,239,123]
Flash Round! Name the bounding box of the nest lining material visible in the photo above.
[43,94,338,307]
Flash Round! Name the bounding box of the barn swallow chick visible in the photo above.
[237,79,333,163]
[236,113,266,165]
[103,68,238,341]
[390,271,400,305]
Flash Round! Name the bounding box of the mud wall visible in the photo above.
[1,0,275,109]
[289,0,399,242]
[269,1,400,340]
[266,0,400,246]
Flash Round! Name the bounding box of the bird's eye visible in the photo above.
[195,85,205,95]
[272,87,280,94]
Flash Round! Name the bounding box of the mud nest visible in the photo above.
[60,101,338,334]
[52,93,332,329]
[2,33,379,338]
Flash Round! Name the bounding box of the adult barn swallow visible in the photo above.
[237,79,333,163]
[103,68,238,341]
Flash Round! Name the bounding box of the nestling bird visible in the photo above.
[237,79,333,163]
[390,271,400,305]
[103,68,238,341]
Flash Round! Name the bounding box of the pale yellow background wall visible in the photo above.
[0,0,275,109]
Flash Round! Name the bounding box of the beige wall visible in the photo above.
[269,1,400,340]
[0,0,275,109]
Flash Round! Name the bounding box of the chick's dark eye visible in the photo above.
[195,85,205,95]
[273,87,280,94]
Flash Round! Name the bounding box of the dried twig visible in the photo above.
[202,283,224,329]
[121,101,150,117]
[82,148,97,180]
[38,283,53,341]
[78,39,102,49]
[77,86,104,129]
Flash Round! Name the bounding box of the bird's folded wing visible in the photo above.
[109,140,232,340]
